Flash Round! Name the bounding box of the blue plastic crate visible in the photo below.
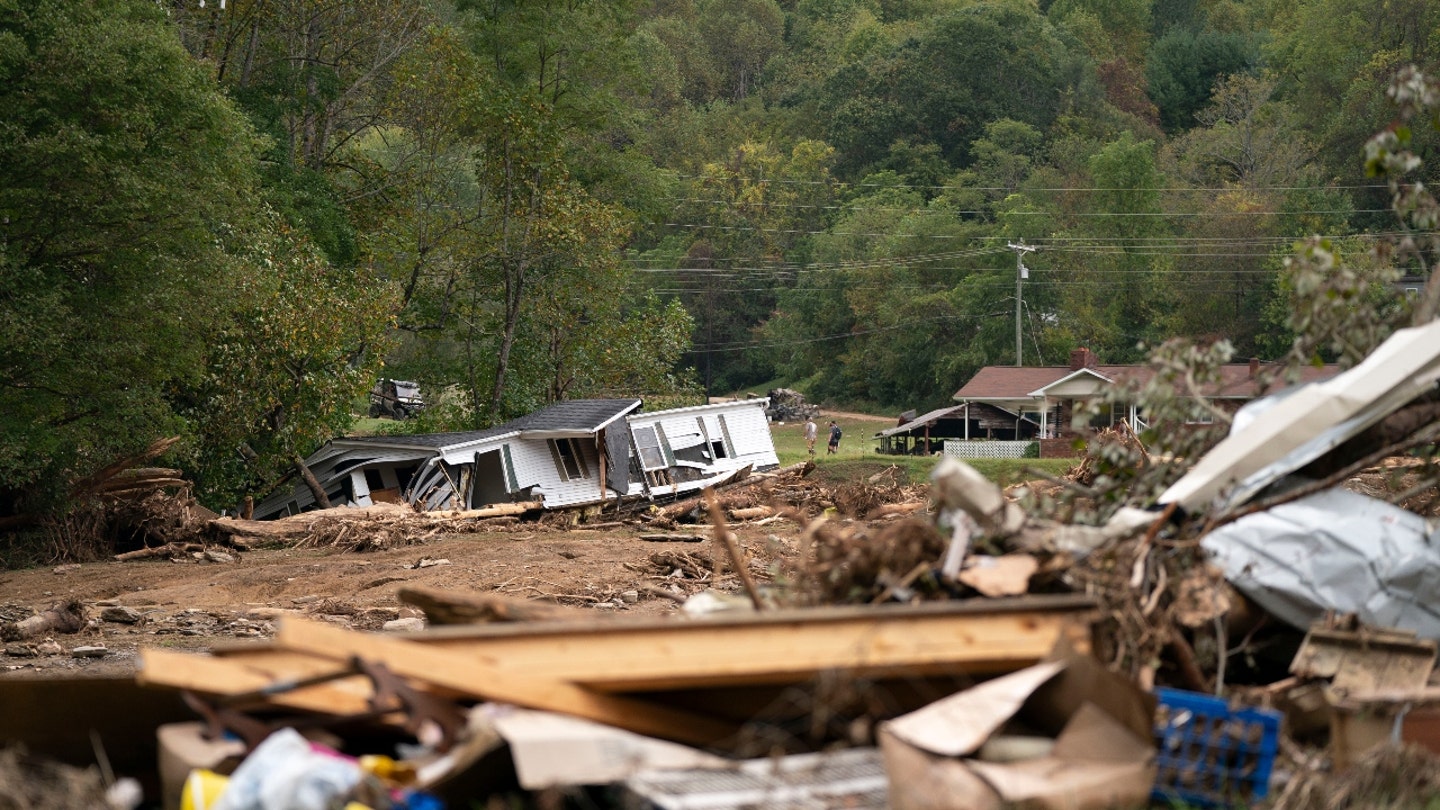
[1151,687,1281,808]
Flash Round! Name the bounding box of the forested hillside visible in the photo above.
[1,0,1435,517]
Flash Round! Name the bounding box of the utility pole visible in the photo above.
[1007,240,1036,366]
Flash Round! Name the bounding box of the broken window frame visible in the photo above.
[632,425,668,471]
[549,438,589,481]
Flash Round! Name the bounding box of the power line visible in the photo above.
[671,175,1391,193]
[663,195,1387,216]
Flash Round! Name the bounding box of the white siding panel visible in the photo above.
[628,402,779,473]
[507,437,609,508]
[723,407,776,459]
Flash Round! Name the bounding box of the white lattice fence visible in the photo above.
[943,440,1032,460]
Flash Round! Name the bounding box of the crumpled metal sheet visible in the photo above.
[1161,318,1440,514]
[1202,489,1440,637]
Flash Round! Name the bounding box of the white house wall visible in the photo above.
[627,401,779,479]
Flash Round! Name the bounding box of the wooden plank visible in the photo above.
[214,596,1093,693]
[137,648,376,716]
[274,617,737,747]
[411,599,1092,691]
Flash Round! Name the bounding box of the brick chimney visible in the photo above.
[1249,357,1260,378]
[1069,347,1097,371]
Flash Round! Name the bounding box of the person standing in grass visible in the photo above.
[804,417,818,455]
[827,421,842,454]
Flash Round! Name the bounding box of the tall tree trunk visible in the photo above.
[488,264,523,419]
[294,454,331,509]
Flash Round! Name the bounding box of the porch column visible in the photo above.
[963,403,970,440]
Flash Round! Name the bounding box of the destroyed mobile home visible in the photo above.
[8,322,1440,809]
[253,398,780,520]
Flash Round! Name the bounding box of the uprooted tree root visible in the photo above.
[22,489,214,565]
[795,516,947,605]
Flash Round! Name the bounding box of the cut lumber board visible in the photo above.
[404,595,1095,691]
[137,648,376,716]
[275,617,737,747]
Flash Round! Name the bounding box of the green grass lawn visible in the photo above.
[768,414,1074,486]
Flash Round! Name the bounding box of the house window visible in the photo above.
[550,438,589,481]
[697,417,730,460]
[633,426,667,470]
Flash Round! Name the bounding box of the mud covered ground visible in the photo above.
[0,520,810,679]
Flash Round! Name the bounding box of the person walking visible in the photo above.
[803,417,818,455]
[827,420,842,454]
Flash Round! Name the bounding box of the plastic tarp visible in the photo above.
[1160,318,1440,514]
[1202,489,1440,638]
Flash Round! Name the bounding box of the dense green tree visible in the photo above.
[172,0,436,264]
[1047,132,1172,360]
[184,224,398,505]
[1145,27,1260,132]
[0,0,262,515]
[820,2,1080,175]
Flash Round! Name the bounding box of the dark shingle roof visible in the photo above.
[338,399,642,450]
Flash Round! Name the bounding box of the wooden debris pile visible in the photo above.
[208,501,539,552]
[1064,420,1149,488]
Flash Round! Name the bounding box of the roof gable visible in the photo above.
[1028,367,1114,397]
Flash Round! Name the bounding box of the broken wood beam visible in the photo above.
[655,465,756,519]
[137,648,378,717]
[274,617,738,747]
[69,437,181,497]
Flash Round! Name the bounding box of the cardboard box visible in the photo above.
[879,650,1156,810]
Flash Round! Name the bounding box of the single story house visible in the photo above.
[253,398,779,520]
[952,347,1340,441]
[875,403,1041,454]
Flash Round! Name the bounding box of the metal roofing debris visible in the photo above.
[1160,318,1440,513]
[1203,488,1440,638]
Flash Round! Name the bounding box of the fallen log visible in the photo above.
[728,506,774,521]
[397,587,589,626]
[1,600,86,641]
[440,501,542,519]
[114,543,201,562]
[868,501,929,519]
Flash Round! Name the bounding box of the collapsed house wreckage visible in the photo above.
[253,398,780,520]
[8,322,1440,809]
